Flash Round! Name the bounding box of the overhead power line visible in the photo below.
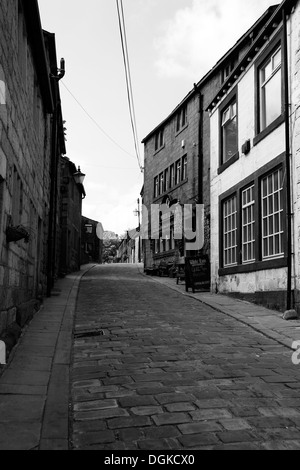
[116,0,143,173]
[61,80,136,160]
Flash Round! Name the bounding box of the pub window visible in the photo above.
[223,195,237,267]
[175,159,182,185]
[155,129,164,151]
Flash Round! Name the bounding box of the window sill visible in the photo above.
[154,144,165,155]
[219,256,287,276]
[218,152,239,175]
[153,178,188,202]
[253,114,284,146]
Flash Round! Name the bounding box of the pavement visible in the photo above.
[0,262,300,450]
[0,264,95,450]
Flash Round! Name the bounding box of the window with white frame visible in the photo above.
[159,172,164,195]
[223,195,237,267]
[242,185,255,263]
[221,99,238,163]
[261,167,283,259]
[259,46,282,131]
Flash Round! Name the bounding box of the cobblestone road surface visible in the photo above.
[71,264,300,450]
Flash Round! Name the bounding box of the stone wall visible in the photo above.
[0,0,52,335]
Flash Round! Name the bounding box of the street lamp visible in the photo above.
[73,166,86,185]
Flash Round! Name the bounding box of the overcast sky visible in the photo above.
[38,0,276,236]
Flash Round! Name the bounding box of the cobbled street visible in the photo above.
[70,264,300,450]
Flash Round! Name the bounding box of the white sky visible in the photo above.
[38,0,277,236]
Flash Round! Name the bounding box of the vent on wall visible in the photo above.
[242,139,251,155]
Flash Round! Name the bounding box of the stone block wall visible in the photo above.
[0,0,52,335]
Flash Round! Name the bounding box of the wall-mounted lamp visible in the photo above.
[73,166,86,185]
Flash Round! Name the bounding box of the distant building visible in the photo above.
[0,0,63,335]
[81,216,103,265]
[59,157,86,276]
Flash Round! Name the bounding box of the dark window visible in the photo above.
[221,99,238,164]
[258,46,282,132]
[220,159,286,274]
[175,159,182,185]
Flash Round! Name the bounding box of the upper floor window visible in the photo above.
[182,156,187,180]
[155,129,164,152]
[175,159,182,185]
[154,176,159,198]
[258,46,282,132]
[221,99,238,163]
[176,105,187,133]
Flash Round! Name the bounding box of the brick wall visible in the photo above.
[0,0,52,335]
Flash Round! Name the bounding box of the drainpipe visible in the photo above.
[282,8,293,312]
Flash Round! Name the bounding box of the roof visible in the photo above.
[141,4,279,144]
[207,0,297,111]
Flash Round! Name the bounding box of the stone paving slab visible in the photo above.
[0,264,96,450]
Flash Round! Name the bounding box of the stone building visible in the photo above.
[81,216,103,265]
[0,0,56,338]
[207,0,300,313]
[59,157,86,276]
[141,5,277,275]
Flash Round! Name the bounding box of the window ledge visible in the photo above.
[218,152,239,175]
[153,178,188,202]
[219,257,287,276]
[254,114,284,146]
[154,144,165,155]
[175,123,188,137]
